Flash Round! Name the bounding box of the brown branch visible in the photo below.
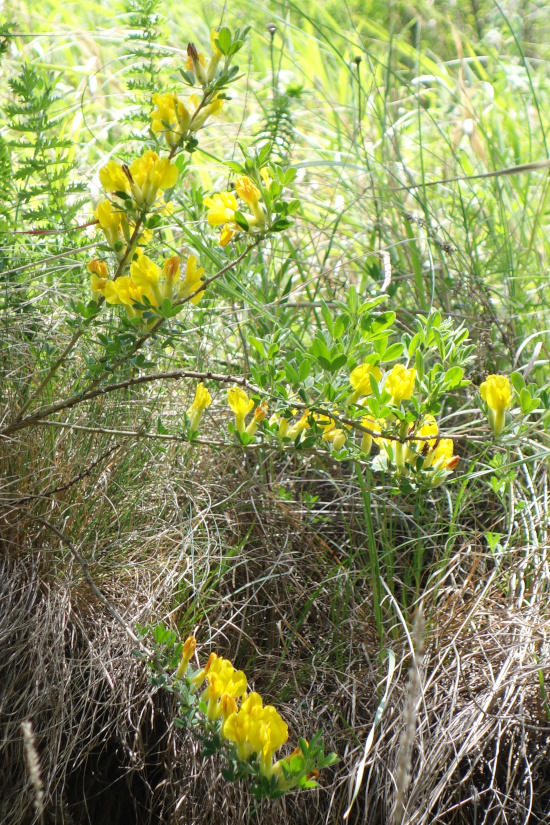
[0,370,253,437]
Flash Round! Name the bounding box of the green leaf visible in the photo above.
[226,160,247,175]
[284,362,299,384]
[289,754,306,772]
[270,217,293,232]
[329,354,348,372]
[415,349,425,381]
[284,168,298,185]
[510,371,525,393]
[321,301,333,336]
[298,359,311,381]
[520,387,534,414]
[233,210,249,230]
[445,366,464,388]
[347,285,359,314]
[216,27,232,54]
[381,342,404,362]
[310,338,331,362]
[249,336,267,358]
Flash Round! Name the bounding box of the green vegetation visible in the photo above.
[2,0,550,822]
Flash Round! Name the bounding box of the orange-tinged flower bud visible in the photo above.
[204,652,217,673]
[220,694,238,723]
[87,260,109,280]
[246,402,268,437]
[175,636,197,679]
[163,256,180,283]
[235,176,261,208]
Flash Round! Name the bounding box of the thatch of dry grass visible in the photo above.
[2,426,550,825]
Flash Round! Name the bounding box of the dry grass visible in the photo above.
[2,423,550,824]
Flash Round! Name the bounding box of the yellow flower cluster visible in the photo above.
[362,413,458,486]
[98,149,178,217]
[176,639,289,780]
[151,90,224,148]
[204,173,268,246]
[480,374,512,436]
[88,252,205,317]
[227,387,267,435]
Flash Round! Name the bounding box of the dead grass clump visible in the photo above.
[2,440,550,824]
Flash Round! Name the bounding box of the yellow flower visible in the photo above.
[219,694,238,725]
[175,636,196,679]
[223,710,253,760]
[322,425,346,451]
[406,415,439,465]
[129,150,160,189]
[204,191,238,227]
[385,364,417,405]
[189,668,206,693]
[125,150,178,208]
[129,254,162,307]
[431,438,458,471]
[151,93,182,147]
[210,28,224,59]
[220,225,236,246]
[88,260,109,298]
[187,92,224,131]
[227,387,254,433]
[94,200,125,249]
[421,438,459,486]
[349,363,382,404]
[187,382,212,431]
[203,191,241,246]
[162,255,180,299]
[240,691,264,718]
[149,157,178,191]
[206,29,224,82]
[287,410,310,442]
[245,402,268,437]
[178,255,205,305]
[235,176,260,208]
[99,160,130,194]
[480,374,512,436]
[204,673,225,719]
[104,276,154,310]
[236,176,266,228]
[247,705,289,778]
[95,199,123,231]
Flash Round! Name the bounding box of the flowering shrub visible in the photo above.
[3,14,546,807]
[136,627,338,799]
